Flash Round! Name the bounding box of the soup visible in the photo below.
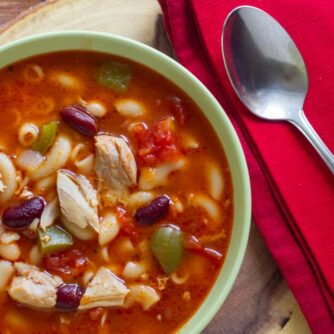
[0,52,233,334]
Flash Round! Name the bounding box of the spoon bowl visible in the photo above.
[222,6,334,174]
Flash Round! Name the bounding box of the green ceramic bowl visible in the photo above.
[0,31,251,333]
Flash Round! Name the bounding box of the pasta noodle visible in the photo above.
[206,162,224,200]
[50,72,82,90]
[98,213,120,246]
[114,99,145,118]
[70,143,86,162]
[16,150,44,174]
[126,191,154,211]
[34,174,57,194]
[170,271,190,285]
[139,158,187,190]
[0,153,17,203]
[14,176,29,197]
[0,243,21,261]
[171,196,184,213]
[75,154,94,174]
[29,136,72,180]
[71,143,94,174]
[82,269,95,287]
[0,232,20,245]
[28,245,43,266]
[33,96,55,115]
[189,193,221,222]
[114,237,136,258]
[122,262,147,280]
[23,65,44,83]
[86,101,107,118]
[18,123,39,147]
[0,261,14,292]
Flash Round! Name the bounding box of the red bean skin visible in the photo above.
[56,284,84,311]
[135,195,170,226]
[60,105,98,137]
[2,196,46,229]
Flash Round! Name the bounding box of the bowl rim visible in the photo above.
[0,31,251,333]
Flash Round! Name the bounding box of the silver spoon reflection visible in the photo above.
[222,6,334,174]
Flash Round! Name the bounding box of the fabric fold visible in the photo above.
[159,0,334,332]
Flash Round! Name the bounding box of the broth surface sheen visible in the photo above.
[0,52,233,334]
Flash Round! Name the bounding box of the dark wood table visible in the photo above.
[0,1,311,333]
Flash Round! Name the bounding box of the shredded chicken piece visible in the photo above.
[79,267,129,310]
[95,136,137,193]
[57,170,99,233]
[8,262,63,309]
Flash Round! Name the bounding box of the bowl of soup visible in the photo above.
[0,31,251,334]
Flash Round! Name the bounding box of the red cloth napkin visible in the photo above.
[159,0,334,332]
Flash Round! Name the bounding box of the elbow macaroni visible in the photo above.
[18,123,39,147]
[0,153,17,203]
[29,136,72,180]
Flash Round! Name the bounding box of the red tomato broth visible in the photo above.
[0,52,233,334]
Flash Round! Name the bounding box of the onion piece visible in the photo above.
[40,198,60,230]
[16,150,44,173]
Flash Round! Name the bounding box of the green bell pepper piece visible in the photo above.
[31,120,58,154]
[97,61,132,92]
[150,225,184,275]
[38,225,73,254]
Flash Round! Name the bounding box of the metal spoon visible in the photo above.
[222,6,334,174]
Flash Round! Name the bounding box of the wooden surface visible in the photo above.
[0,1,312,333]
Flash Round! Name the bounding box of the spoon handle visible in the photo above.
[289,109,334,175]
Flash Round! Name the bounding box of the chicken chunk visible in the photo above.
[95,136,137,193]
[124,284,160,311]
[79,267,129,310]
[57,170,99,234]
[8,262,63,309]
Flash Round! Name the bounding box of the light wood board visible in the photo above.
[0,0,311,333]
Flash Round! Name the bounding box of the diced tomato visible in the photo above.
[43,249,87,280]
[184,235,223,261]
[116,206,140,242]
[167,95,189,125]
[133,118,182,166]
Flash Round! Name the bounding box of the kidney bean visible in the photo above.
[135,195,170,226]
[60,105,98,137]
[56,283,84,311]
[2,196,46,229]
